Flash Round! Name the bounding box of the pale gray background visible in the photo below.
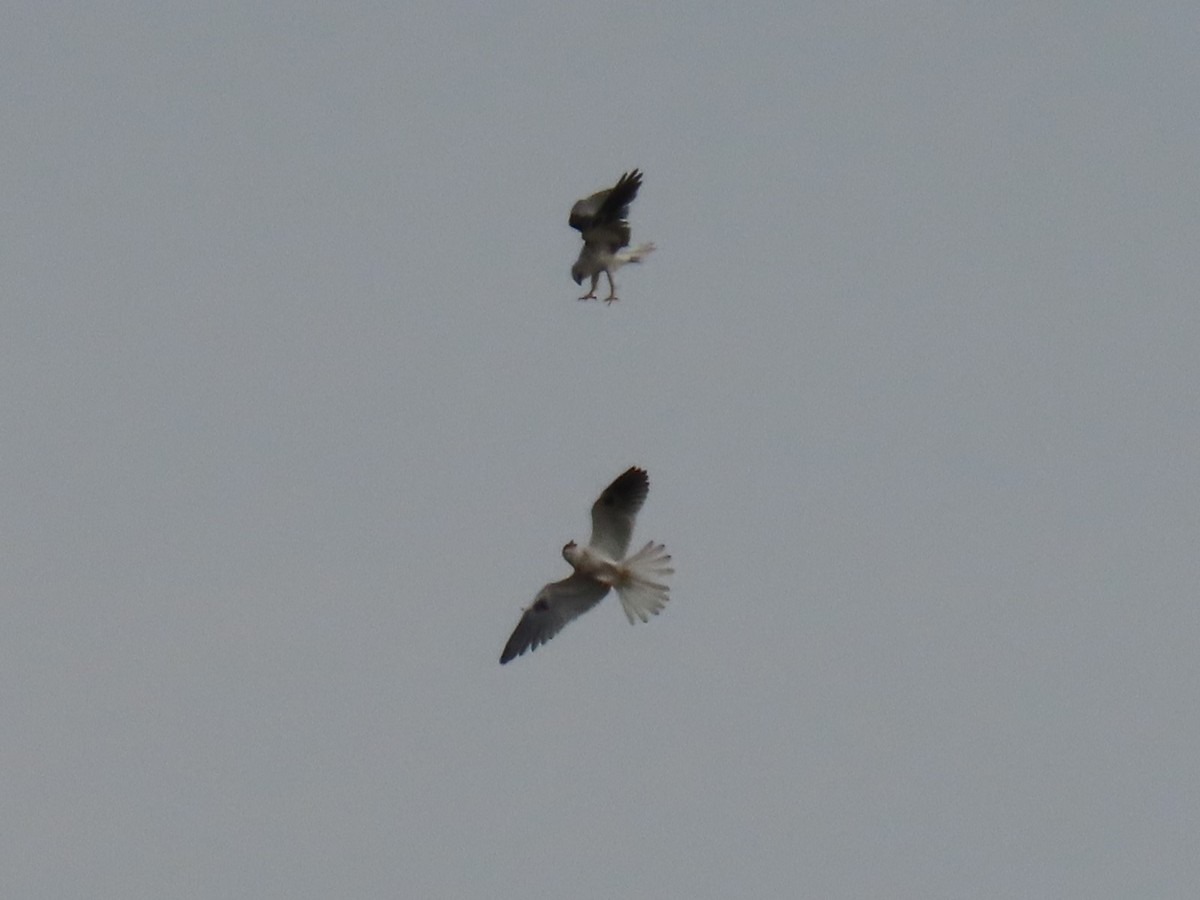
[3,2,1197,898]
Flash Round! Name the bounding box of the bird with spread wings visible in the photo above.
[569,170,656,303]
[500,467,674,664]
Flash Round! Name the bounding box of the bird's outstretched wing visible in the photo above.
[569,170,642,250]
[588,466,649,560]
[500,573,610,664]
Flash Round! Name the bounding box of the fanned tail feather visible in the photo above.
[613,242,656,268]
[615,541,674,624]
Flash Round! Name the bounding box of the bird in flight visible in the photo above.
[500,467,674,664]
[569,170,656,303]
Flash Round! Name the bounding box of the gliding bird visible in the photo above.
[500,467,674,664]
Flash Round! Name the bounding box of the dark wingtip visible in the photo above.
[500,642,529,665]
[598,466,650,511]
[618,465,649,491]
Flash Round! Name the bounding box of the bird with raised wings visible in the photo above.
[569,170,656,303]
[500,467,674,664]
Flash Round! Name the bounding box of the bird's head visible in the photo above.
[571,263,584,285]
[562,540,579,563]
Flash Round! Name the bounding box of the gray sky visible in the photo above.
[4,2,1198,897]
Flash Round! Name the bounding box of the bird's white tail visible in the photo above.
[613,242,656,269]
[615,541,674,624]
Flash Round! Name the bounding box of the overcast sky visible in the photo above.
[3,2,1198,898]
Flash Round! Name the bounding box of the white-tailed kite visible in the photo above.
[569,170,656,303]
[500,467,674,664]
